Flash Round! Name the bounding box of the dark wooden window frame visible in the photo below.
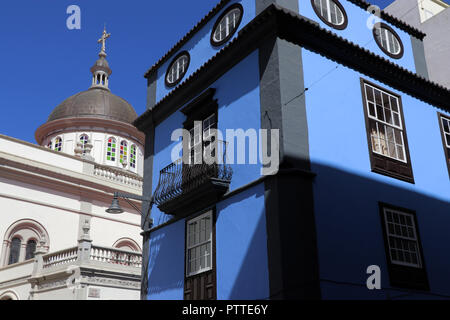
[181,88,219,164]
[372,22,404,59]
[360,78,415,183]
[437,112,450,178]
[310,0,348,31]
[378,202,429,291]
[183,207,217,300]
[210,3,244,47]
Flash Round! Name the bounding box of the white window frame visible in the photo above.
[313,0,345,26]
[166,55,189,85]
[375,27,401,55]
[441,115,450,149]
[213,7,242,43]
[185,211,213,277]
[383,208,422,268]
[364,83,407,163]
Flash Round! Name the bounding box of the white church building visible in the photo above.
[0,29,145,300]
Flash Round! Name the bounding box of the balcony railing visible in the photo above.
[93,163,143,188]
[43,247,78,269]
[90,245,142,268]
[153,141,232,215]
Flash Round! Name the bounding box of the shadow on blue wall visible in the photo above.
[216,184,269,299]
[310,162,450,299]
[147,219,185,300]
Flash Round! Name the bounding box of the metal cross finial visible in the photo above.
[97,26,111,56]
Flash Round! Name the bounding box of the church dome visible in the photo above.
[46,27,136,124]
[47,88,137,124]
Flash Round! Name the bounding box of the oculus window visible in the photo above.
[211,4,243,46]
[373,23,404,59]
[311,0,348,30]
[360,79,414,183]
[165,52,190,87]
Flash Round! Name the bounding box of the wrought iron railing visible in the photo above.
[153,140,232,206]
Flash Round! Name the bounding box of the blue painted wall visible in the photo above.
[302,48,450,298]
[154,0,256,104]
[146,49,268,300]
[298,0,417,73]
[216,183,269,299]
[147,219,185,300]
[150,51,262,228]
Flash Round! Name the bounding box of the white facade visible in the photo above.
[417,0,448,23]
[0,135,144,300]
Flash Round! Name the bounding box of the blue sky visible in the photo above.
[0,0,445,143]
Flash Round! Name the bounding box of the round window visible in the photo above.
[373,23,404,59]
[311,0,348,30]
[165,52,190,87]
[211,4,243,46]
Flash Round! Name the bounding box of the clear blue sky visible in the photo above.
[0,0,446,144]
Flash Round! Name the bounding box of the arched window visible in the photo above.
[1,219,49,266]
[113,238,141,252]
[130,144,137,169]
[8,237,21,265]
[25,239,37,260]
[79,134,89,154]
[47,141,52,149]
[106,137,117,162]
[120,141,128,165]
[54,137,63,152]
[211,4,243,46]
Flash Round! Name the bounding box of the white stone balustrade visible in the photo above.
[42,247,78,269]
[93,164,143,188]
[90,246,142,269]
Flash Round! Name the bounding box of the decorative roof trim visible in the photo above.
[346,0,426,39]
[134,4,449,130]
[143,0,232,78]
[143,0,426,79]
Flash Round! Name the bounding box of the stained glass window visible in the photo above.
[107,137,116,162]
[80,134,89,154]
[130,145,137,169]
[54,137,63,152]
[120,141,128,165]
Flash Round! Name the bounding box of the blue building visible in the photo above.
[133,0,450,300]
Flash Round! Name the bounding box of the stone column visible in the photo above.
[77,218,92,263]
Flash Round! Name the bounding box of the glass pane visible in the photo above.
[385,109,393,124]
[393,112,400,127]
[25,240,37,260]
[390,97,399,112]
[365,86,374,102]
[368,103,376,117]
[396,146,405,161]
[376,105,385,122]
[443,118,449,133]
[8,238,21,265]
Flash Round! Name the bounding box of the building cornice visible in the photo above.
[142,0,425,79]
[0,152,142,214]
[346,0,426,39]
[134,4,450,131]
